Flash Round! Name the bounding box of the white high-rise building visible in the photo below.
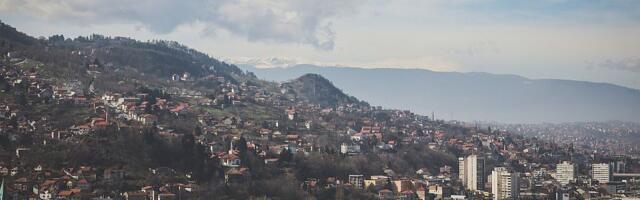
[459,155,485,191]
[491,167,520,200]
[556,161,575,186]
[592,163,611,184]
[459,157,466,184]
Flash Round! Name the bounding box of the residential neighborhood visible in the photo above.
[0,21,639,200]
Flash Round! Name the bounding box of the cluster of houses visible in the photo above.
[3,54,640,200]
[0,161,199,200]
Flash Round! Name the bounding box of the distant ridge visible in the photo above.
[238,64,640,123]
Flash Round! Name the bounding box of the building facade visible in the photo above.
[349,175,365,189]
[592,163,611,184]
[557,161,575,186]
[491,167,520,200]
[459,155,485,191]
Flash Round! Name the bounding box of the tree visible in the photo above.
[193,126,202,136]
[237,136,248,155]
[279,148,293,165]
[181,133,195,155]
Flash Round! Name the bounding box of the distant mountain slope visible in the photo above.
[237,64,640,123]
[283,74,364,107]
[0,21,248,88]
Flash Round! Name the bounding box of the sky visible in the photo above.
[1,0,639,89]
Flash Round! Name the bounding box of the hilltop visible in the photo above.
[282,73,365,107]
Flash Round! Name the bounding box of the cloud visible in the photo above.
[593,58,640,73]
[0,0,362,50]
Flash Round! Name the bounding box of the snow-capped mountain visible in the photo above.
[224,57,304,69]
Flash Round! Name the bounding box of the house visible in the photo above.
[11,167,19,176]
[51,130,70,139]
[39,190,53,200]
[393,179,414,193]
[124,191,148,200]
[141,185,159,199]
[286,134,299,143]
[72,95,89,105]
[0,166,8,175]
[225,167,250,183]
[91,118,108,129]
[264,158,279,165]
[58,190,76,200]
[13,177,30,191]
[70,124,90,135]
[15,147,30,158]
[222,117,241,126]
[340,143,361,155]
[221,153,241,168]
[428,184,444,198]
[397,190,417,200]
[365,175,390,188]
[171,74,180,81]
[157,193,176,200]
[285,107,296,120]
[351,132,364,141]
[416,186,427,200]
[169,103,189,116]
[104,168,126,181]
[140,114,158,126]
[303,178,319,192]
[348,175,365,189]
[180,72,190,81]
[416,168,431,176]
[379,189,394,199]
[77,179,91,190]
[152,167,176,176]
[34,164,43,172]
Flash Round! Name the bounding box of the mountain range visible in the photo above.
[236,63,640,123]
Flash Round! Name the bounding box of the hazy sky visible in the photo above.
[1,0,639,89]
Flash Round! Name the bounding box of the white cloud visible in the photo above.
[0,0,363,50]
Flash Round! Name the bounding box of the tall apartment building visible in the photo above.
[459,155,486,191]
[592,163,612,184]
[556,161,575,186]
[491,167,520,200]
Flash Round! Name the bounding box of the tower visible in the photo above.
[228,138,234,155]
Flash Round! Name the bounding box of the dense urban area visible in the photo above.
[1,21,640,200]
